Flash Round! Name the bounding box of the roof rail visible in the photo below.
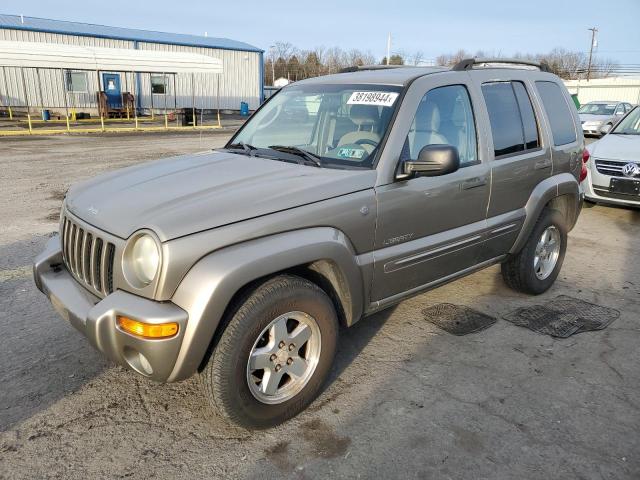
[338,64,409,73]
[452,58,550,73]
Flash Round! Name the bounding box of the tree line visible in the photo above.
[264,42,619,84]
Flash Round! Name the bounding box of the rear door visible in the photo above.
[468,71,554,259]
[371,75,491,302]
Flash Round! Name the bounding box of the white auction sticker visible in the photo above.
[347,91,399,107]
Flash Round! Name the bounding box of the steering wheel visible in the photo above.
[354,139,379,147]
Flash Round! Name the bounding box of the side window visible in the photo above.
[615,104,625,115]
[404,85,478,166]
[512,82,540,150]
[535,81,577,146]
[481,82,526,157]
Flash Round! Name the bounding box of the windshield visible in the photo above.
[578,103,616,115]
[612,107,640,135]
[229,84,402,169]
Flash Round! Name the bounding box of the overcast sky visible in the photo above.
[2,0,639,65]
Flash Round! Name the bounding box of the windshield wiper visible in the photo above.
[268,145,323,168]
[225,141,257,155]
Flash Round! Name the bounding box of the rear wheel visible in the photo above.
[199,275,338,429]
[501,209,567,295]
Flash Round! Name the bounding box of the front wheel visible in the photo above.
[501,209,567,295]
[199,274,338,429]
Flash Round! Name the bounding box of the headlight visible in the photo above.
[124,233,161,287]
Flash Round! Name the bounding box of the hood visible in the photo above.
[588,133,640,162]
[66,151,376,241]
[579,113,612,123]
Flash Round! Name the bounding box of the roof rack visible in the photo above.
[338,64,411,73]
[452,58,550,73]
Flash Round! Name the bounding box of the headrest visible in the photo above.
[349,104,379,126]
[415,101,441,131]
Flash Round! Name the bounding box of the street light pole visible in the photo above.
[269,45,276,86]
[386,33,391,65]
[586,27,598,81]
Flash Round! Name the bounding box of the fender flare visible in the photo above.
[509,173,580,255]
[167,227,363,382]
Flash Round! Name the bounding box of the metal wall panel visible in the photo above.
[564,78,640,105]
[137,42,260,110]
[0,28,260,112]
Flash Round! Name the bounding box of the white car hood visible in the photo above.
[588,133,640,162]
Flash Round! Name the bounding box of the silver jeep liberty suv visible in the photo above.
[34,58,584,429]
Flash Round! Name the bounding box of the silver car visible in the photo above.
[579,101,633,136]
[584,106,640,206]
[34,59,584,429]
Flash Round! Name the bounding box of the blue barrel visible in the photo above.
[41,109,50,121]
[240,101,249,116]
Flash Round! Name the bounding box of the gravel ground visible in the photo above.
[1,134,639,479]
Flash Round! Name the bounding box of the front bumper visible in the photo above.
[34,236,188,382]
[583,168,640,207]
[581,123,605,136]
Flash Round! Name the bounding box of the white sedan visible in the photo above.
[583,106,640,207]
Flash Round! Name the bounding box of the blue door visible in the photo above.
[102,73,122,108]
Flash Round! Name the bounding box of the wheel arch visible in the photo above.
[166,227,364,382]
[509,173,581,255]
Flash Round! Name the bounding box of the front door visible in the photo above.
[102,73,122,108]
[372,80,491,302]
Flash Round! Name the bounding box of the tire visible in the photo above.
[199,274,338,429]
[501,208,567,295]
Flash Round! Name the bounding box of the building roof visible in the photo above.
[0,40,224,73]
[0,14,262,53]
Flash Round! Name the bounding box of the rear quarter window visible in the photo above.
[535,81,577,146]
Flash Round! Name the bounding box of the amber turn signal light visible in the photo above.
[117,316,179,339]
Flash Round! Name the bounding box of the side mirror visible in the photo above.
[402,144,460,177]
[600,123,612,134]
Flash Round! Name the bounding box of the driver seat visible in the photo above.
[337,105,381,153]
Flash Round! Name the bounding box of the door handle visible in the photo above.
[534,159,552,170]
[461,176,487,190]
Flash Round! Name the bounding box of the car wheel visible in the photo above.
[199,274,338,429]
[501,208,567,295]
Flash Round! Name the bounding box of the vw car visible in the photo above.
[579,101,634,136]
[584,106,640,207]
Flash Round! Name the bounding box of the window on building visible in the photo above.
[65,71,88,93]
[151,75,167,94]
[535,81,577,146]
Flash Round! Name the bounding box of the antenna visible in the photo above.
[20,14,24,24]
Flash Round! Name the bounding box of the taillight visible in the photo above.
[580,149,589,182]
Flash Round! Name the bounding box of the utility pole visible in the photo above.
[586,27,598,81]
[386,33,391,65]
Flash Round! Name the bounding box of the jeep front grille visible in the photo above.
[594,159,628,177]
[60,215,116,297]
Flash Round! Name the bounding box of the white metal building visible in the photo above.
[0,14,264,113]
[564,77,640,105]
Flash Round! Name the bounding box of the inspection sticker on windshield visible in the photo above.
[337,147,366,159]
[347,91,399,107]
